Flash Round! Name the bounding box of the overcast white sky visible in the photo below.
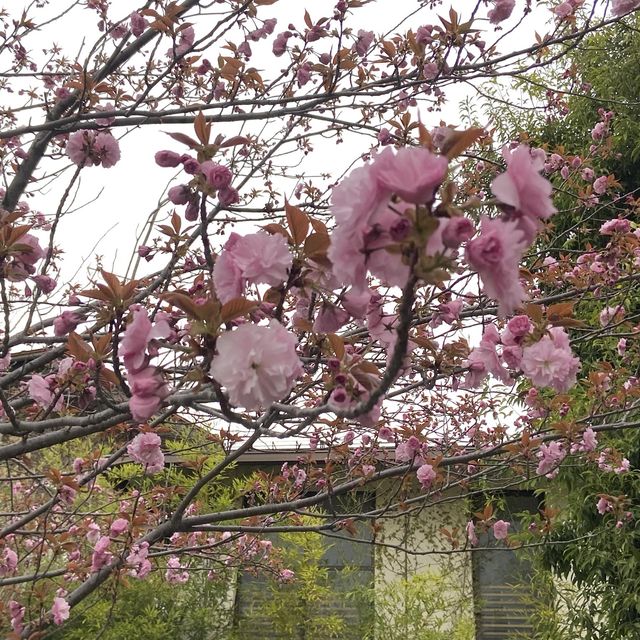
[11,0,555,300]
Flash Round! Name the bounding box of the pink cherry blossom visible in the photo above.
[94,132,121,168]
[502,345,523,369]
[581,167,595,182]
[536,441,566,478]
[165,556,189,583]
[212,234,243,303]
[430,299,464,327]
[232,232,292,287]
[128,366,169,422]
[615,458,630,474]
[91,535,112,572]
[27,374,51,406]
[86,522,101,545]
[415,25,434,45]
[0,547,18,576]
[213,232,292,302]
[416,463,436,488]
[60,484,77,505]
[169,25,195,57]
[488,0,515,24]
[466,216,528,317]
[272,31,291,56]
[9,600,24,634]
[378,426,394,441]
[33,274,57,293]
[491,145,557,243]
[200,161,232,190]
[53,311,82,336]
[571,427,598,454]
[28,374,62,410]
[501,314,532,345]
[599,304,625,327]
[395,435,422,462]
[466,520,478,546]
[66,130,94,167]
[600,218,630,235]
[422,62,439,80]
[618,338,627,356]
[279,568,295,582]
[493,519,510,540]
[520,327,580,392]
[10,233,45,283]
[67,130,121,168]
[372,146,448,204]
[553,1,574,18]
[218,185,240,206]
[464,324,511,387]
[328,228,367,292]
[341,288,371,319]
[327,162,389,289]
[109,518,129,536]
[441,216,475,248]
[363,210,412,288]
[168,185,190,205]
[210,320,303,410]
[335,162,387,231]
[296,62,312,86]
[596,497,613,515]
[612,0,640,16]
[127,542,152,578]
[130,11,147,37]
[355,29,374,56]
[593,175,609,195]
[121,305,171,372]
[313,303,350,333]
[51,597,70,625]
[127,432,165,473]
[155,150,182,167]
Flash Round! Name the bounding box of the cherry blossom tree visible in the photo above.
[1,0,640,635]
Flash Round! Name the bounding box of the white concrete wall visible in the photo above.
[373,484,476,640]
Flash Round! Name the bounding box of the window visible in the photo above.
[472,492,540,640]
[233,494,374,639]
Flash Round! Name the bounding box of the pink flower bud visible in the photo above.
[154,150,182,168]
[168,185,191,205]
[53,311,82,337]
[33,274,57,293]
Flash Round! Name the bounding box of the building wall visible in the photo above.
[374,483,476,639]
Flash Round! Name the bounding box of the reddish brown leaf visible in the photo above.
[220,298,258,323]
[285,200,310,245]
[442,127,485,160]
[262,223,291,241]
[304,232,330,257]
[194,110,209,145]
[327,333,345,359]
[67,332,94,363]
[101,270,123,300]
[547,302,574,323]
[164,131,200,149]
[162,292,203,319]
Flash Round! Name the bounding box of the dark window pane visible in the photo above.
[473,493,539,640]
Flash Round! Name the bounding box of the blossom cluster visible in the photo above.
[121,306,171,423]
[66,130,121,168]
[464,316,580,394]
[155,149,239,220]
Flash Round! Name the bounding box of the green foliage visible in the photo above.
[48,570,235,640]
[233,530,357,640]
[478,13,640,639]
[353,572,475,640]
